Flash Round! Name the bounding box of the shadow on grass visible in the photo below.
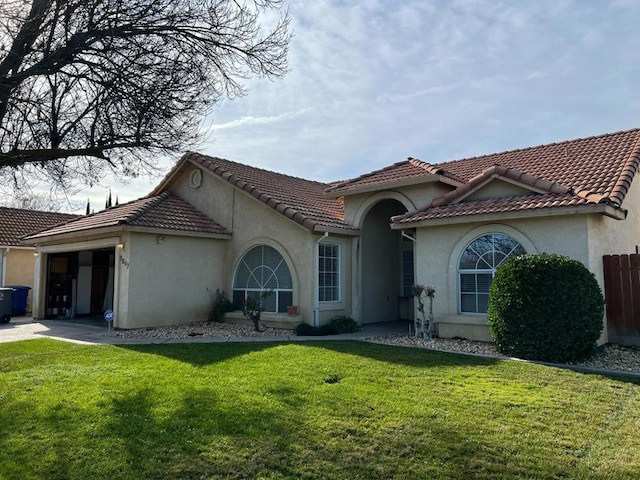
[2,340,640,478]
[0,381,544,479]
[116,340,501,369]
[115,340,640,385]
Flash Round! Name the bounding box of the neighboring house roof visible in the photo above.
[22,192,230,243]
[154,152,359,234]
[392,128,640,226]
[0,207,79,247]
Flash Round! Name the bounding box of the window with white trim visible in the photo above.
[318,243,340,302]
[458,233,526,314]
[232,245,292,313]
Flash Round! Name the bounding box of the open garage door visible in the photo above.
[45,248,115,321]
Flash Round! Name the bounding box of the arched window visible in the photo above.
[458,233,526,314]
[232,245,293,313]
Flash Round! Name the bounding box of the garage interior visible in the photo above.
[45,248,115,321]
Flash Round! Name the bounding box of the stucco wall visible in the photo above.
[342,183,450,228]
[465,180,531,201]
[120,231,227,328]
[587,177,640,278]
[586,178,640,342]
[4,248,35,313]
[415,215,590,341]
[167,163,354,325]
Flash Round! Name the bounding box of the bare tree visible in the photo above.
[0,190,64,211]
[0,0,291,195]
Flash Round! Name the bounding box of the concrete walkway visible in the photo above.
[0,316,408,345]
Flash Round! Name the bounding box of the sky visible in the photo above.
[68,0,640,213]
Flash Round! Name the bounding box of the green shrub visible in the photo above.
[487,253,604,363]
[295,323,318,336]
[328,315,360,333]
[295,316,360,336]
[208,290,233,323]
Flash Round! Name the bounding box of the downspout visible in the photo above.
[313,232,329,327]
[402,231,416,243]
[32,248,41,318]
[1,247,8,285]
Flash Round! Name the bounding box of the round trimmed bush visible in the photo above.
[487,253,604,363]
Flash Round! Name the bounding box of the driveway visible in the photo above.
[0,316,111,345]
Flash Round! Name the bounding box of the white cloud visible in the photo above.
[209,109,312,131]
[51,0,640,212]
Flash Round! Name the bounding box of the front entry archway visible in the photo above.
[360,199,412,324]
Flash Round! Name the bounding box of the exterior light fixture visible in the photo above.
[116,243,125,250]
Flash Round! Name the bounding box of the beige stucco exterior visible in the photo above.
[399,175,640,343]
[26,159,358,330]
[117,232,227,328]
[2,247,36,313]
[413,215,590,341]
[23,146,640,341]
[168,162,354,327]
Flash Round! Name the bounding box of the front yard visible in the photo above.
[0,339,638,479]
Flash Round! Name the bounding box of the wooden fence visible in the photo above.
[602,254,640,345]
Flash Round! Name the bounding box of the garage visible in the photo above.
[45,248,115,321]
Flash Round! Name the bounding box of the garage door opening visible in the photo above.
[45,248,115,322]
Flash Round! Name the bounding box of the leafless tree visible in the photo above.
[0,190,63,211]
[0,0,291,195]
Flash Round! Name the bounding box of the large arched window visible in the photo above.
[458,233,526,314]
[232,245,293,313]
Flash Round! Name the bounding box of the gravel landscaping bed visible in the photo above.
[113,321,292,339]
[370,334,640,375]
[115,321,640,375]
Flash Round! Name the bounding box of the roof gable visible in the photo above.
[325,157,465,197]
[154,152,359,234]
[23,192,230,242]
[432,164,572,207]
[0,208,79,246]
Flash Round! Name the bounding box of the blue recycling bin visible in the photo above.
[5,286,31,316]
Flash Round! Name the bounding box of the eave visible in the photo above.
[21,224,232,246]
[324,173,463,199]
[390,203,627,229]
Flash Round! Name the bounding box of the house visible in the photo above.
[0,207,79,313]
[22,128,640,344]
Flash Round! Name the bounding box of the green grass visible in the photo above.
[1,339,639,479]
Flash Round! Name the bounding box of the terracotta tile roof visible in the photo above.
[396,193,596,224]
[393,128,640,225]
[0,207,79,246]
[325,157,465,195]
[176,152,358,233]
[23,192,230,241]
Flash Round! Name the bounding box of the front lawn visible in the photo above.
[0,339,638,479]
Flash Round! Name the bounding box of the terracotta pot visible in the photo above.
[287,305,298,316]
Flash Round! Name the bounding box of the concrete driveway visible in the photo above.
[0,316,111,345]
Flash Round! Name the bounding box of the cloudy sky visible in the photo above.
[71,0,640,213]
